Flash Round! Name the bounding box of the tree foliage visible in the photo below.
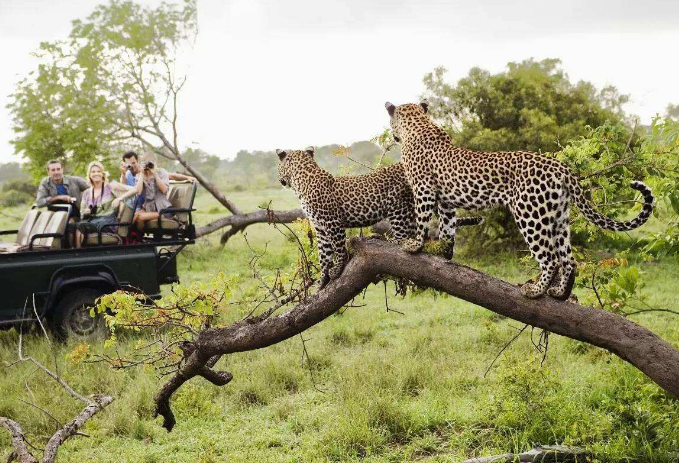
[7,0,197,180]
[422,58,630,153]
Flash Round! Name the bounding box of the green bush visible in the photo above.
[0,189,32,207]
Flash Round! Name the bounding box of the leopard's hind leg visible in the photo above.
[401,182,436,253]
[328,223,348,281]
[437,201,457,259]
[314,225,334,289]
[512,203,559,299]
[547,201,577,300]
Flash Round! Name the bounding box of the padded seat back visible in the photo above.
[166,181,195,224]
[28,211,53,244]
[37,211,68,249]
[16,209,41,246]
[116,202,134,238]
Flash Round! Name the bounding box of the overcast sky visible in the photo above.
[1,0,678,163]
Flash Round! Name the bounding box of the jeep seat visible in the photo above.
[11,210,57,252]
[0,209,41,253]
[144,181,196,236]
[36,211,69,249]
[84,201,134,246]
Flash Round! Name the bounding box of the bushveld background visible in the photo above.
[1,1,679,461]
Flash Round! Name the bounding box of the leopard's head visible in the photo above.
[276,146,316,191]
[385,102,429,142]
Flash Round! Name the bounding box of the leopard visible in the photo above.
[384,101,655,300]
[277,146,482,288]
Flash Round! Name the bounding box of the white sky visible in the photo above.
[1,0,678,163]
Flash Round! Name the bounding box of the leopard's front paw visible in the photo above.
[440,239,455,260]
[520,280,545,299]
[399,238,423,253]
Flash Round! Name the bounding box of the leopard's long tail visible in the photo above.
[567,176,654,231]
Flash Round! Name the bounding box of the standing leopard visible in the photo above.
[384,102,654,300]
[277,146,482,288]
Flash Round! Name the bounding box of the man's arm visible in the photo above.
[168,172,196,182]
[120,163,127,184]
[35,178,51,208]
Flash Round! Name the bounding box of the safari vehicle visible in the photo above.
[0,181,197,339]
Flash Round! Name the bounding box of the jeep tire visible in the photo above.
[53,288,107,340]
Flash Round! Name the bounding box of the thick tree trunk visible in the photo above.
[154,238,679,431]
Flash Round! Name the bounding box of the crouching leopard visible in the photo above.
[277,146,482,288]
[384,102,654,300]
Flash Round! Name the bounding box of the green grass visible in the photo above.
[1,188,679,462]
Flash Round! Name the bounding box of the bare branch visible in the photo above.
[42,395,114,463]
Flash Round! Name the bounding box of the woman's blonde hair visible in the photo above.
[86,161,109,186]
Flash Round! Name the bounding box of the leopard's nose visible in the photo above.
[280,179,287,187]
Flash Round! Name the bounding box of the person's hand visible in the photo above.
[51,195,71,203]
[83,207,91,216]
[70,196,77,204]
[120,162,127,174]
[188,176,196,183]
[112,198,121,209]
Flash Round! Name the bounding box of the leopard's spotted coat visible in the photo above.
[385,102,654,300]
[277,147,481,288]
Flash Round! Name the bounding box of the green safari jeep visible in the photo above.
[0,181,197,339]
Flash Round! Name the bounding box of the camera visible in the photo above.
[91,205,98,216]
[143,161,155,170]
[126,164,132,171]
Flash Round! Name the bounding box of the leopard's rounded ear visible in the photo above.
[305,146,315,157]
[420,101,429,114]
[276,149,287,161]
[385,102,396,117]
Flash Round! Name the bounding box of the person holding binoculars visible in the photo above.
[124,152,176,233]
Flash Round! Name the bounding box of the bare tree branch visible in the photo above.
[195,208,306,241]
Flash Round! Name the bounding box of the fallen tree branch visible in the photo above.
[42,395,114,463]
[154,238,679,431]
[460,444,588,463]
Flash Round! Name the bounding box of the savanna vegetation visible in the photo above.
[1,0,679,462]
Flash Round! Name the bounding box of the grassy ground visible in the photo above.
[1,189,678,462]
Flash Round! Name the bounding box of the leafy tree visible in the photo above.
[7,0,197,181]
[422,58,630,153]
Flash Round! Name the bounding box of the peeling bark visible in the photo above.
[155,238,679,431]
